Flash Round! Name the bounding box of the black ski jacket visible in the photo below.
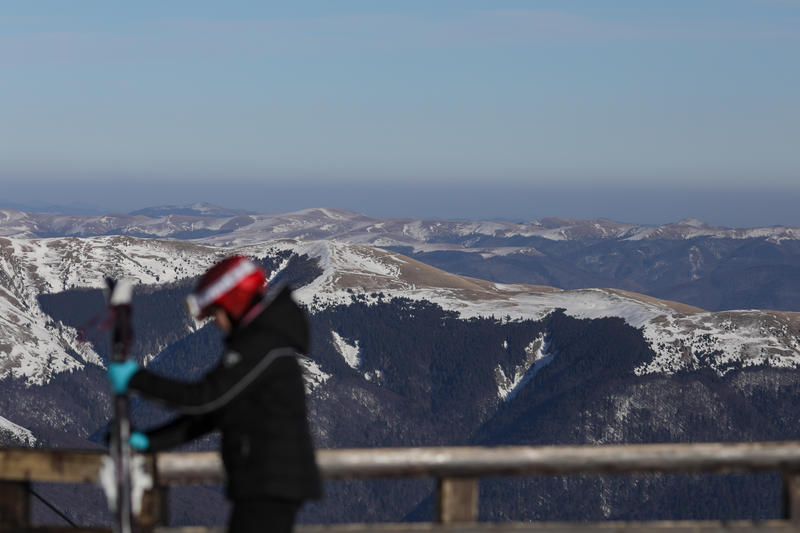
[128,284,322,501]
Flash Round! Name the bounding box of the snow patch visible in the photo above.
[0,415,37,446]
[267,256,291,283]
[299,357,331,393]
[331,331,361,369]
[496,332,557,401]
[364,369,384,383]
[637,311,800,376]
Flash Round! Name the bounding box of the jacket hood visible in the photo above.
[228,283,310,353]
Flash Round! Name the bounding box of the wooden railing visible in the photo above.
[3,442,800,532]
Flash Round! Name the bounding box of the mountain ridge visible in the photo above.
[2,234,798,389]
[3,206,800,245]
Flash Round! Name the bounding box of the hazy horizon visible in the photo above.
[3,180,800,229]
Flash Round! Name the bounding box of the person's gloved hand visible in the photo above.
[107,360,139,394]
[130,431,150,451]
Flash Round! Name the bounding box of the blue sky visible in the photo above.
[1,1,799,225]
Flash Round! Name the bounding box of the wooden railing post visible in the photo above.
[0,481,30,530]
[783,470,800,521]
[435,477,478,524]
[138,455,169,531]
[138,485,169,531]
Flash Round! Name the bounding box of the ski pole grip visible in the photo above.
[108,278,134,306]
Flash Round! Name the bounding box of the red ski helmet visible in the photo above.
[186,256,267,320]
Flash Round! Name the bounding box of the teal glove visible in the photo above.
[107,360,139,394]
[130,431,150,451]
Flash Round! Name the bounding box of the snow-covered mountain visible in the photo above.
[3,233,800,523]
[2,234,799,388]
[0,235,221,385]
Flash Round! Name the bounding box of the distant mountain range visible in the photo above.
[2,204,799,312]
[3,203,800,244]
[2,206,800,524]
[128,202,255,218]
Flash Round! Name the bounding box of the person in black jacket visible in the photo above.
[107,256,322,533]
